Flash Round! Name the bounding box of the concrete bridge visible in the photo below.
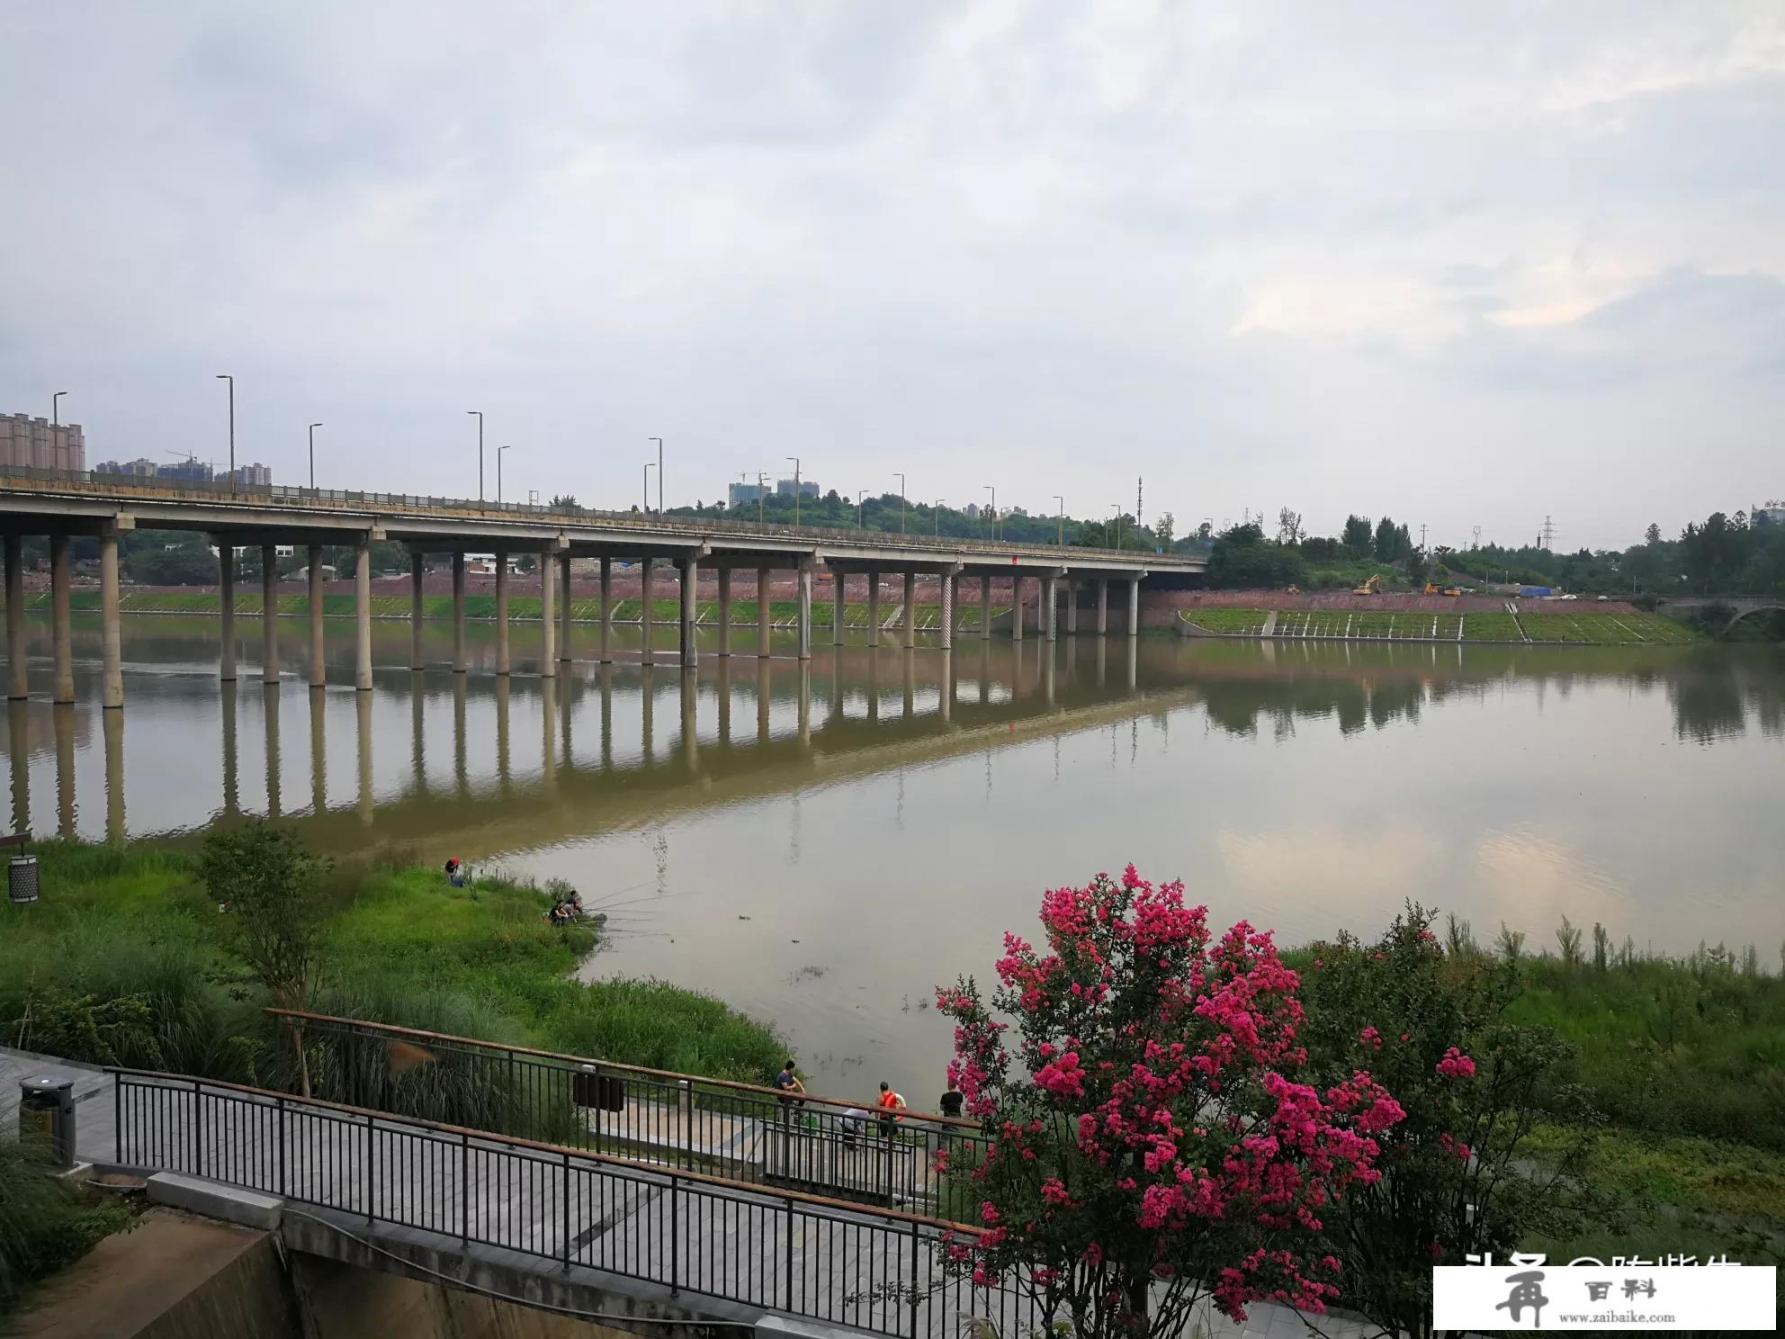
[0,470,1204,708]
[1655,595,1785,634]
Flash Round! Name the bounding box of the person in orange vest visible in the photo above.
[875,1081,907,1137]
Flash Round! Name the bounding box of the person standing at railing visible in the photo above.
[875,1081,907,1137]
[772,1059,805,1118]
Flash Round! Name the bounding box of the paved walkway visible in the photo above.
[4,1051,1380,1339]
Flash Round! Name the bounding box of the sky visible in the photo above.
[2,2,1783,552]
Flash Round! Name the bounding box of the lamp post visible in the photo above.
[757,472,769,524]
[934,498,946,537]
[497,444,512,503]
[984,485,996,541]
[216,374,235,494]
[1054,495,1065,546]
[856,489,868,528]
[308,423,322,489]
[52,391,67,427]
[649,437,663,515]
[644,461,655,514]
[1110,504,1123,551]
[786,456,801,527]
[467,410,483,500]
[895,472,907,534]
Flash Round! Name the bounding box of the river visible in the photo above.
[3,612,1782,1107]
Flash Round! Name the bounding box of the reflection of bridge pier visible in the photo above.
[410,679,426,796]
[310,689,327,816]
[7,700,27,832]
[355,690,373,824]
[221,682,239,817]
[103,707,124,843]
[641,665,656,763]
[717,659,732,746]
[453,676,468,796]
[496,676,511,793]
[756,661,770,745]
[599,666,613,770]
[264,684,282,818]
[680,672,698,772]
[54,704,75,837]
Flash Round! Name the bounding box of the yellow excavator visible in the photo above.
[1423,582,1463,597]
[1353,574,1382,595]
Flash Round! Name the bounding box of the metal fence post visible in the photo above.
[561,1152,572,1273]
[365,1114,375,1225]
[669,1172,680,1294]
[460,1132,470,1246]
[192,1080,203,1177]
[680,1079,693,1170]
[278,1097,287,1198]
[909,1220,920,1339]
[784,1195,795,1314]
[113,1075,122,1165]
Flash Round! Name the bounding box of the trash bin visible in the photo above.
[9,855,38,905]
[18,1077,76,1169]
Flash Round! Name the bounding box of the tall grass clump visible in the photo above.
[0,1142,134,1318]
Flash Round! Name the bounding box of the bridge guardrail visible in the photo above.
[111,1068,1027,1339]
[268,1009,991,1215]
[0,465,1196,566]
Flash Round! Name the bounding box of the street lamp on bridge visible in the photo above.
[216,374,235,495]
[785,456,801,527]
[1054,495,1065,546]
[649,437,663,514]
[1110,503,1123,550]
[644,460,655,514]
[52,391,67,427]
[984,485,996,541]
[894,472,906,534]
[934,498,945,537]
[856,488,868,529]
[308,423,322,489]
[497,444,513,503]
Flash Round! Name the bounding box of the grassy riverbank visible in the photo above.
[9,589,1002,630]
[1182,606,1699,644]
[0,841,783,1085]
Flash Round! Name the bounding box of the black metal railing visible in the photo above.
[112,1069,1029,1339]
[0,465,1192,565]
[269,1009,990,1217]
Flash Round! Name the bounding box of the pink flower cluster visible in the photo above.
[934,865,1410,1325]
[1435,1046,1477,1078]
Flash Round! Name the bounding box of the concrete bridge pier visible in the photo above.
[1066,577,1078,635]
[451,552,467,673]
[716,567,732,657]
[902,571,916,648]
[1096,579,1108,635]
[261,545,279,684]
[1012,576,1025,641]
[939,572,955,651]
[599,556,613,663]
[867,573,881,647]
[757,566,771,657]
[1127,576,1141,637]
[1043,573,1059,643]
[219,544,237,683]
[4,534,24,701]
[679,555,699,669]
[308,546,325,687]
[539,546,556,676]
[100,527,123,708]
[640,559,656,665]
[797,563,814,661]
[981,575,992,640]
[409,553,425,671]
[494,550,511,675]
[50,534,74,703]
[354,536,373,691]
[832,570,846,646]
[558,551,573,665]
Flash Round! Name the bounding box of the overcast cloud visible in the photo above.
[3,1,1782,549]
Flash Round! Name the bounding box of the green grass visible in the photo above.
[1461,612,1526,640]
[0,1142,137,1318]
[1181,608,1270,634]
[0,842,782,1088]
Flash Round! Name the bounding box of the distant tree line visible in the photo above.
[1205,506,1785,598]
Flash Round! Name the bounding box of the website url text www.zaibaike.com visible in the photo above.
[1557,1311,1676,1324]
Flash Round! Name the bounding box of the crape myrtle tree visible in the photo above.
[935,867,1406,1339]
[1295,904,1607,1339]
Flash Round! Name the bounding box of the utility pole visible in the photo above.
[216,374,235,495]
[1136,477,1143,534]
[308,422,322,489]
[1053,495,1065,546]
[1419,522,1428,552]
[1541,516,1555,550]
[757,472,769,524]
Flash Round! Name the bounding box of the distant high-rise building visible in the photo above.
[158,457,214,482]
[729,481,769,508]
[0,413,86,472]
[963,502,980,519]
[776,477,819,499]
[95,457,158,477]
[231,462,272,487]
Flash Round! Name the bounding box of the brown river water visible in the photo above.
[3,612,1782,1105]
